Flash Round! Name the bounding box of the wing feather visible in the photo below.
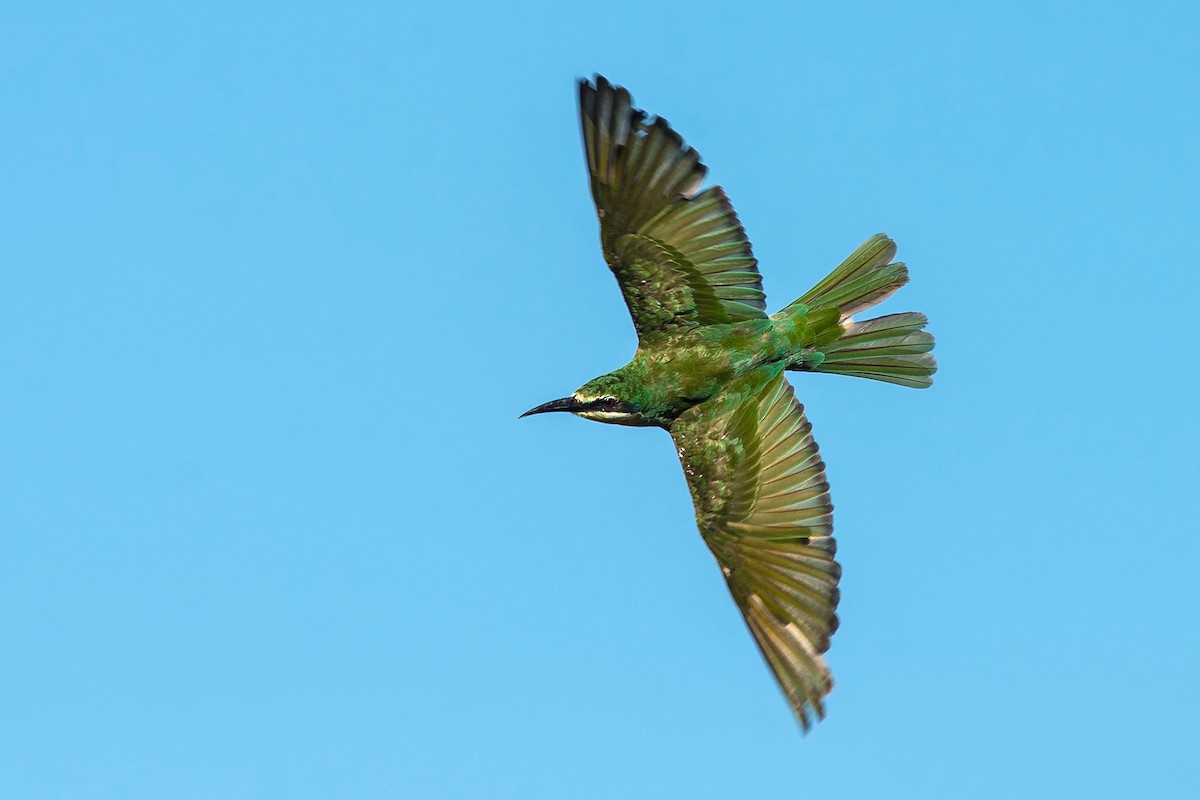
[579,76,767,340]
[670,369,840,730]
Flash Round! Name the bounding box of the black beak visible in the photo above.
[520,397,579,418]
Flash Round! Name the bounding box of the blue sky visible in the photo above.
[3,2,1198,797]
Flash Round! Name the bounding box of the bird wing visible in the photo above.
[578,76,767,342]
[669,368,840,730]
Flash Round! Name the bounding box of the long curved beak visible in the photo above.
[519,397,579,418]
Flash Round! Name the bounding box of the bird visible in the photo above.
[521,75,935,731]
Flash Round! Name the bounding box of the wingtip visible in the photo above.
[581,74,632,101]
[578,75,607,103]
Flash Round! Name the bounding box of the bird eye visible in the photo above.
[599,396,620,408]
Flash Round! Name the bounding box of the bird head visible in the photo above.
[520,373,651,426]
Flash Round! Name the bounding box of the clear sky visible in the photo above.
[3,2,1198,797]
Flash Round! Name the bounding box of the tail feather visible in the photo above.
[784,234,908,318]
[779,234,937,389]
[812,313,936,388]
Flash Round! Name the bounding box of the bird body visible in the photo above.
[570,320,787,427]
[523,76,935,730]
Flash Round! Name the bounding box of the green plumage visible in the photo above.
[523,75,937,731]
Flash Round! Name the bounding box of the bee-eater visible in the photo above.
[522,76,936,730]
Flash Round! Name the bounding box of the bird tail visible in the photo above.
[777,234,937,389]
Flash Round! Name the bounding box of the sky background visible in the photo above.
[3,2,1198,797]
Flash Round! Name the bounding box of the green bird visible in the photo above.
[522,76,936,730]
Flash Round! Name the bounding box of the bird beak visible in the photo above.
[520,397,579,418]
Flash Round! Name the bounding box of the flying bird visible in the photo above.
[522,76,935,730]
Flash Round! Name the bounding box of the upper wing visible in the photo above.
[670,368,840,730]
[579,76,767,341]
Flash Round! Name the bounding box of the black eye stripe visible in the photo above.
[587,396,632,413]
